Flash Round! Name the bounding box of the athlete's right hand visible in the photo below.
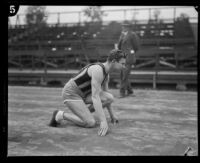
[98,121,109,136]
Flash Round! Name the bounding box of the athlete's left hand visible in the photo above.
[111,115,119,124]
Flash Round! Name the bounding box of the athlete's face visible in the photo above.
[113,58,126,70]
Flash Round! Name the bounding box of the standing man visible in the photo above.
[117,20,140,97]
[49,49,126,136]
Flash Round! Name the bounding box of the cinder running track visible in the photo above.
[8,86,197,156]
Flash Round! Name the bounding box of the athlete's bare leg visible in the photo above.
[63,100,96,128]
[84,91,118,123]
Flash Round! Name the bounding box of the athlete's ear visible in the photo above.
[111,59,116,63]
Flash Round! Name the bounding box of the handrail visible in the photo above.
[9,6,197,26]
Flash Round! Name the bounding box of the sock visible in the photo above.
[55,110,64,122]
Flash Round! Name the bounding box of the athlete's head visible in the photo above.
[107,49,126,70]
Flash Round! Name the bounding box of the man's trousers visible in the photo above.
[120,64,133,94]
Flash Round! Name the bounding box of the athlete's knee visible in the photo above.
[85,118,96,128]
[106,93,114,104]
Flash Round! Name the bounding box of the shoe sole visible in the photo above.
[49,110,59,127]
[118,94,135,98]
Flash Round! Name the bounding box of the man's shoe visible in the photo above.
[88,104,95,113]
[127,89,134,95]
[119,93,126,98]
[49,110,59,127]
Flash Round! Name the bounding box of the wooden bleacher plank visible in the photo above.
[159,60,176,68]
[8,21,197,74]
[135,59,155,68]
[8,60,23,67]
[8,69,197,86]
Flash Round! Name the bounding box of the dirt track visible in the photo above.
[8,86,198,156]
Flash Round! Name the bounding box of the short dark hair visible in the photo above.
[107,49,126,62]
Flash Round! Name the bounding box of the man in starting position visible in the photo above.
[49,49,126,136]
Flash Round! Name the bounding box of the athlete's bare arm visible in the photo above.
[101,75,118,123]
[88,65,109,136]
[102,75,109,91]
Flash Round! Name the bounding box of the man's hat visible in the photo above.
[122,20,131,27]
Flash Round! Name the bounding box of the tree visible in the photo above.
[82,6,107,36]
[153,9,161,22]
[83,6,106,23]
[131,10,139,24]
[174,13,193,38]
[177,13,189,21]
[24,6,48,26]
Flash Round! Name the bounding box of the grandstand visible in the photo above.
[8,7,197,89]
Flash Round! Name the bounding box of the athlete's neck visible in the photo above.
[102,61,112,74]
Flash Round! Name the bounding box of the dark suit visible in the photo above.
[118,30,140,95]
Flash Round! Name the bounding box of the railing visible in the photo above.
[8,15,197,72]
[8,46,197,72]
[8,6,197,26]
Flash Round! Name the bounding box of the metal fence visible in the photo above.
[9,6,198,26]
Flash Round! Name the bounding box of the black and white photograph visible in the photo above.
[7,4,198,156]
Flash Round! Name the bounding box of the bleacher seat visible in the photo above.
[8,20,197,70]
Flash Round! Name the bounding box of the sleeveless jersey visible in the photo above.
[73,63,108,98]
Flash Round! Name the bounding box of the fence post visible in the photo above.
[19,55,22,70]
[78,12,81,24]
[173,7,176,23]
[15,15,20,26]
[175,52,179,71]
[124,10,127,20]
[153,53,159,89]
[153,73,157,89]
[31,55,34,70]
[57,12,60,25]
[149,8,151,20]
[42,51,47,85]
